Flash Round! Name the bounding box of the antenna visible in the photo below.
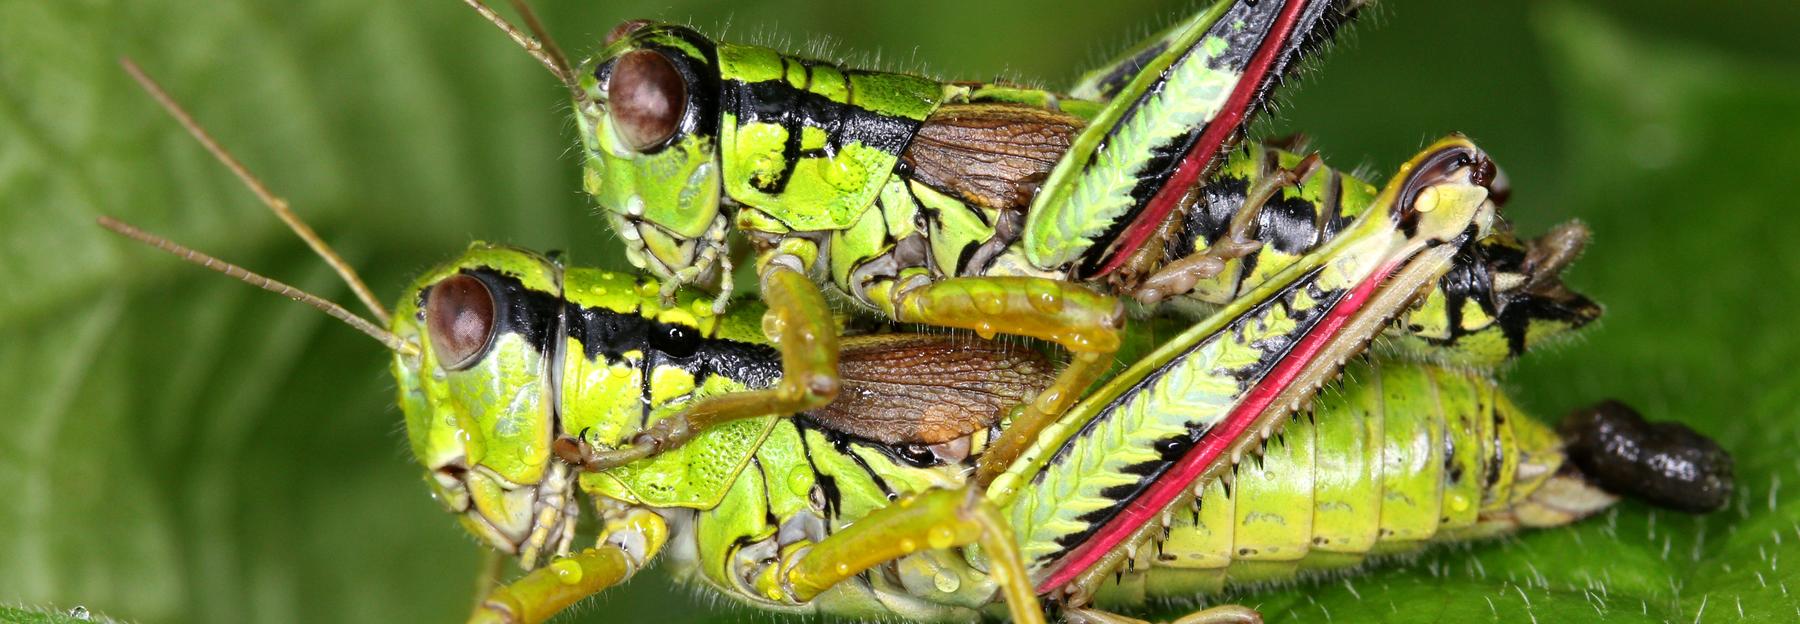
[119,57,394,326]
[461,0,585,101]
[98,217,417,357]
[507,0,577,88]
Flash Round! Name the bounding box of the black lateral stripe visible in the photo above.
[1184,174,1247,252]
[797,424,843,525]
[1259,184,1324,255]
[722,76,923,195]
[454,268,782,390]
[808,419,898,502]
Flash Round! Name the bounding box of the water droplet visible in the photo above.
[835,562,851,575]
[899,538,917,554]
[1449,494,1470,513]
[933,571,961,593]
[928,525,957,549]
[66,606,91,621]
[974,291,1006,316]
[551,559,584,585]
[1413,186,1441,213]
[786,466,813,496]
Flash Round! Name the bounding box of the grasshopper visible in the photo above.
[99,188,1732,623]
[462,0,1376,474]
[101,52,1741,624]
[103,195,1734,623]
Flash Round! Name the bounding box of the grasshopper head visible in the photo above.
[1388,221,1604,367]
[389,242,776,562]
[575,22,728,292]
[391,244,578,565]
[1372,135,1601,366]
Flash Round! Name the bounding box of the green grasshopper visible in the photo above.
[462,0,1377,475]
[102,55,1737,624]
[99,201,1732,624]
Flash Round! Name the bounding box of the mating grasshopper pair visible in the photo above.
[102,1,1734,622]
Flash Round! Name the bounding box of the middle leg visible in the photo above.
[869,275,1126,485]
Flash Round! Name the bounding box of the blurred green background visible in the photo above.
[3,0,1798,622]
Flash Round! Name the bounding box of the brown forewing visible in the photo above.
[805,333,1053,445]
[900,103,1083,210]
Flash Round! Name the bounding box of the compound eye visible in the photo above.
[607,49,687,151]
[425,274,497,370]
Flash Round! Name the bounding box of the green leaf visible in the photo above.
[1,1,1795,623]
[0,605,124,624]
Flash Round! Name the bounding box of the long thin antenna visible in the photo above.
[119,57,393,326]
[461,0,584,102]
[506,0,577,87]
[99,216,417,358]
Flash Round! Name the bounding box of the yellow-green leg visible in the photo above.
[567,261,840,470]
[767,487,1047,624]
[1066,605,1262,624]
[875,275,1125,486]
[468,547,636,624]
[1133,153,1321,305]
[469,508,668,624]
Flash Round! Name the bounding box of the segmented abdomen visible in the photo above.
[1080,359,1572,604]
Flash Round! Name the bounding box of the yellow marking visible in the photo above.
[800,126,829,152]
[649,367,698,406]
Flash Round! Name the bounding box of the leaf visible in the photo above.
[1,1,1796,623]
[0,605,124,624]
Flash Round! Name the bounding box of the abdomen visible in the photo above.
[1088,360,1584,604]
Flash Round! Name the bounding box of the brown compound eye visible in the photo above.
[425,274,497,370]
[607,49,687,151]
